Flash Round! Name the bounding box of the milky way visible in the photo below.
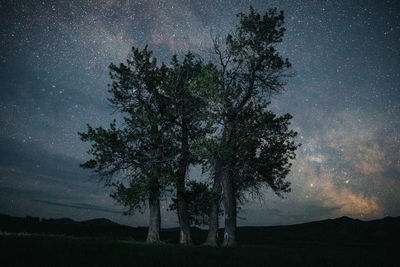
[0,0,399,227]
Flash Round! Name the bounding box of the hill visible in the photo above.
[0,214,146,240]
[1,213,399,244]
[237,216,400,245]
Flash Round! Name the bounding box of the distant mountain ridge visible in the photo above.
[0,213,146,240]
[0,214,120,225]
[237,215,400,244]
[1,213,399,244]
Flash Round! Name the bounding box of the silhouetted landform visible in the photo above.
[237,216,400,245]
[1,213,399,245]
[0,214,147,240]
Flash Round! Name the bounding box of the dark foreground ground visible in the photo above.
[0,234,397,267]
[1,214,399,266]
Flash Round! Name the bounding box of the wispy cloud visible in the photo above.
[32,200,122,215]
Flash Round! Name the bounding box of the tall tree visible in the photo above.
[79,47,216,245]
[79,46,174,243]
[206,6,298,246]
[165,53,213,245]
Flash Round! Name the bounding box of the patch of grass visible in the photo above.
[0,233,398,266]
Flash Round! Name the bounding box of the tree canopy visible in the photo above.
[79,46,176,242]
[203,6,299,247]
[79,6,299,247]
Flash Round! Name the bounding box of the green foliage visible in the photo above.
[79,46,177,214]
[168,181,219,226]
[165,52,215,168]
[206,5,299,203]
[79,47,217,217]
[109,180,148,215]
[79,6,300,226]
[231,104,299,201]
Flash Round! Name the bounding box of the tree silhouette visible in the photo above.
[164,53,215,245]
[79,46,175,243]
[79,6,298,247]
[79,47,215,244]
[205,6,299,247]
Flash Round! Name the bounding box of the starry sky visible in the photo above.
[0,0,399,227]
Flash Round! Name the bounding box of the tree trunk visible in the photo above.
[204,196,219,246]
[147,186,161,243]
[204,170,221,246]
[176,118,193,245]
[222,172,237,247]
[177,168,192,245]
[177,192,192,245]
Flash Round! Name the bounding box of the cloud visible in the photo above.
[292,156,383,219]
[307,154,325,163]
[353,144,385,175]
[31,200,122,214]
[284,109,400,220]
[314,172,383,218]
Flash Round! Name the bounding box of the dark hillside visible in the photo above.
[1,214,399,245]
[237,216,400,245]
[0,214,145,240]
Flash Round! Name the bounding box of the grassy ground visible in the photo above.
[0,233,397,266]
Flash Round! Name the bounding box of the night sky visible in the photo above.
[0,0,399,227]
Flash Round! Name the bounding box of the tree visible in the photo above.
[79,47,216,245]
[79,46,175,243]
[79,6,298,247]
[206,6,299,247]
[164,53,214,245]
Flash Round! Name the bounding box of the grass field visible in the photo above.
[0,233,397,267]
